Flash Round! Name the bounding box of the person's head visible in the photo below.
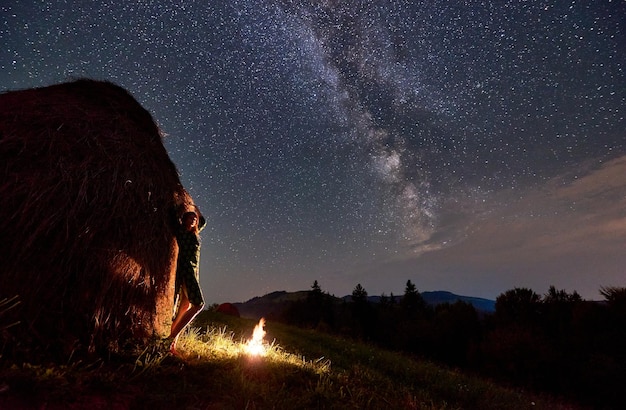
[181,211,198,232]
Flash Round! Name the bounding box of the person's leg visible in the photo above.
[169,286,203,354]
[170,302,202,341]
[169,288,191,338]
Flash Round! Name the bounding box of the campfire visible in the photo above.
[244,318,267,357]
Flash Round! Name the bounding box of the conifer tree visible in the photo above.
[400,280,426,315]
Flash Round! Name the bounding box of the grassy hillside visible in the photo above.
[0,311,581,409]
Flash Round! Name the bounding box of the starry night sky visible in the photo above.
[2,1,625,302]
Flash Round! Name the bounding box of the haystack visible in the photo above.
[0,79,198,359]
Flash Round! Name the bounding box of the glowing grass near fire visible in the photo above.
[173,322,330,375]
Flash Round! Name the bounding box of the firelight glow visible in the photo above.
[245,318,267,357]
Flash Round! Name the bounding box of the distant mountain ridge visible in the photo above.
[232,290,495,319]
[362,291,496,313]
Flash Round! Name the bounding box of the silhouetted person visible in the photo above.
[169,210,205,355]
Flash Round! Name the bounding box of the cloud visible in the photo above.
[458,155,626,257]
[365,155,626,299]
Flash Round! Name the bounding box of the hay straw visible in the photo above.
[0,79,198,360]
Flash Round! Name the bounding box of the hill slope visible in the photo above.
[0,311,579,409]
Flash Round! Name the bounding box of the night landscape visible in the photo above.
[1,1,625,409]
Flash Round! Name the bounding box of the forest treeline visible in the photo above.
[269,280,626,409]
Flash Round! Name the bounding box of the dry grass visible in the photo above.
[0,80,196,359]
[0,312,583,409]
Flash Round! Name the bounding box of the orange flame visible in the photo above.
[245,317,266,356]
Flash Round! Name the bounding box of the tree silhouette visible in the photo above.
[400,280,427,317]
[379,293,390,307]
[348,283,373,339]
[544,285,581,303]
[311,280,322,294]
[352,283,368,304]
[308,280,323,304]
[494,287,541,325]
[599,286,626,309]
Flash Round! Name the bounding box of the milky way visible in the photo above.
[2,1,625,301]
